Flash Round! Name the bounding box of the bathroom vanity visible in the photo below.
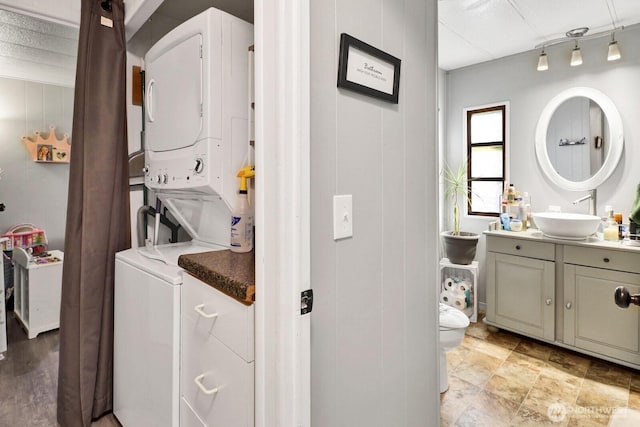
[485,229,640,369]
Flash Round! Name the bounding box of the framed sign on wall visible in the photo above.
[337,33,401,104]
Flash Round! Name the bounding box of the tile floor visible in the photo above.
[440,315,640,426]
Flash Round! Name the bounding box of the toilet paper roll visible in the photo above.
[440,290,452,305]
[440,290,466,309]
[444,278,456,291]
[456,281,471,293]
[450,294,466,309]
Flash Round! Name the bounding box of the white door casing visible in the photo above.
[254,0,311,426]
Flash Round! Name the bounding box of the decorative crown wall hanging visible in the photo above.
[22,126,71,163]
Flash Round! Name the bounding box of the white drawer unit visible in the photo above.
[181,274,254,427]
[182,274,254,361]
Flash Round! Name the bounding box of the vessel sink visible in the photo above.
[533,212,602,240]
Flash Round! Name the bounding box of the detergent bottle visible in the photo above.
[230,165,255,253]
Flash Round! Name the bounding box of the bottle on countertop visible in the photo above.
[604,208,619,241]
[507,184,516,204]
[522,192,532,230]
[614,212,624,240]
[230,166,255,253]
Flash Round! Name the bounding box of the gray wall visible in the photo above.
[0,77,74,250]
[444,25,640,306]
[310,0,440,425]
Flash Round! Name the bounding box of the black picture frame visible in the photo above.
[337,33,401,104]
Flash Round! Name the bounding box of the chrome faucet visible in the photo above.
[572,189,597,216]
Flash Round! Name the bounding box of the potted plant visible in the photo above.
[441,162,479,265]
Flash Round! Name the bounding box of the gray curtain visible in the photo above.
[57,0,130,425]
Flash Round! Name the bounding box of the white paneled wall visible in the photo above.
[310,0,440,425]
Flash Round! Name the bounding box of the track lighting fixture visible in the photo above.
[534,26,624,71]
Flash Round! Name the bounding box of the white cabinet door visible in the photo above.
[487,252,555,340]
[564,265,640,365]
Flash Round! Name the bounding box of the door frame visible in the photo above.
[254,0,311,426]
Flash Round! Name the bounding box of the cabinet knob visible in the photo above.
[515,245,521,250]
[603,257,610,263]
[566,302,572,309]
[546,298,552,306]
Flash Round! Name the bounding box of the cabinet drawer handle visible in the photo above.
[194,374,219,395]
[546,298,552,306]
[603,257,610,263]
[194,304,219,319]
[515,245,521,250]
[566,302,572,309]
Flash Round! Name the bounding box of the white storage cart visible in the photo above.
[13,248,64,339]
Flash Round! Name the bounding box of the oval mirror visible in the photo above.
[535,87,623,192]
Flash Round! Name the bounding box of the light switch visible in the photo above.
[333,195,353,240]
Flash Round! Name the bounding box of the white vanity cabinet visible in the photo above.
[563,246,640,366]
[181,274,254,427]
[486,236,556,341]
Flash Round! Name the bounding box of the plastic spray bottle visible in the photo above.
[230,165,255,253]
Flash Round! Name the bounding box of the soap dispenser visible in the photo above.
[604,208,619,241]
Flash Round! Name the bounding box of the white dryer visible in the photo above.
[113,7,253,427]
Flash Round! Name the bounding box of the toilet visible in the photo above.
[439,302,470,393]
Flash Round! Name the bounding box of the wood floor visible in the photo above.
[0,312,120,427]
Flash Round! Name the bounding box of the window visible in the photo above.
[466,104,507,216]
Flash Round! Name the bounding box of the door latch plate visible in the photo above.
[301,289,313,315]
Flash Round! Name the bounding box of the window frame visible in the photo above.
[465,103,508,217]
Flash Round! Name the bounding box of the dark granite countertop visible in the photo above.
[178,250,255,305]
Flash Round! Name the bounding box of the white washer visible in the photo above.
[114,242,225,427]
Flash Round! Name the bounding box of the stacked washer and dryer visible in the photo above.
[113,8,253,427]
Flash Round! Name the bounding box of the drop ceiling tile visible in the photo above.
[439,0,539,60]
[438,21,495,70]
[513,0,615,44]
[610,0,640,27]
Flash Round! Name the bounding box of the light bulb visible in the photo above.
[570,46,582,67]
[608,40,621,61]
[537,51,548,71]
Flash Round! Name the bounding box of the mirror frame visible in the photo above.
[535,87,623,192]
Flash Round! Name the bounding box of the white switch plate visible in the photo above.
[333,195,353,240]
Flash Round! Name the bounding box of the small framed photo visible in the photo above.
[37,144,53,161]
[337,33,401,104]
[53,148,70,162]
